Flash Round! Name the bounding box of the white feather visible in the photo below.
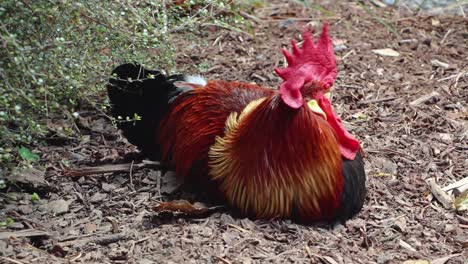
[184,75,207,86]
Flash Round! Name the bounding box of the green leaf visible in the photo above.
[31,192,40,202]
[0,218,14,227]
[18,146,40,162]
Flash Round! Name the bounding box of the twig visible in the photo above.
[437,71,467,82]
[304,245,314,264]
[129,160,135,190]
[239,11,262,23]
[168,3,212,33]
[442,177,468,196]
[340,84,363,89]
[69,252,82,262]
[399,239,417,252]
[265,249,301,260]
[215,256,232,264]
[440,29,452,45]
[8,210,49,230]
[409,91,440,106]
[61,162,160,177]
[0,229,49,240]
[0,257,25,264]
[358,96,398,105]
[264,16,340,22]
[427,178,453,210]
[227,223,251,234]
[58,233,127,247]
[341,49,355,60]
[201,22,253,38]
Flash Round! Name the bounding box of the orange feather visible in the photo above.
[158,80,273,179]
[209,95,343,223]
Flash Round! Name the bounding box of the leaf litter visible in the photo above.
[1,1,467,263]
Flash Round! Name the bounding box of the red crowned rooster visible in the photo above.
[107,24,366,224]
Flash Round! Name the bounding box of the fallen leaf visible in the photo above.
[90,192,108,203]
[352,112,368,120]
[152,200,218,217]
[7,167,48,189]
[84,222,97,234]
[161,171,183,194]
[399,239,417,252]
[454,190,468,212]
[431,254,461,264]
[372,48,400,57]
[438,133,453,142]
[89,118,114,134]
[99,47,111,55]
[320,255,340,264]
[453,234,467,248]
[222,230,239,244]
[18,146,40,162]
[431,59,449,69]
[393,217,407,233]
[375,172,392,177]
[102,182,117,192]
[48,199,69,215]
[402,260,430,264]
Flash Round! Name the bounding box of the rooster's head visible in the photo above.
[275,24,361,160]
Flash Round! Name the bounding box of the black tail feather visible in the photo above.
[339,151,367,222]
[106,63,186,158]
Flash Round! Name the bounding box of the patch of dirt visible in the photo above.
[1,1,467,263]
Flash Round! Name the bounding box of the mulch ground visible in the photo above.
[1,1,467,263]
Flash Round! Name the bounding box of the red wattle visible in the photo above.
[318,96,360,160]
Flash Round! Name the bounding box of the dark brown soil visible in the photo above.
[1,2,467,264]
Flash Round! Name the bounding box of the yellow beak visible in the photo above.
[307,99,327,119]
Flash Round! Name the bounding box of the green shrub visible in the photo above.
[0,0,244,177]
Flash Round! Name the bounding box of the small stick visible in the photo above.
[215,256,232,264]
[440,29,452,45]
[341,49,355,60]
[443,177,468,192]
[358,96,398,105]
[304,245,314,264]
[0,229,49,240]
[437,71,467,82]
[69,252,83,262]
[58,233,127,247]
[1,257,25,264]
[227,223,251,234]
[409,91,440,106]
[427,178,453,210]
[239,11,262,23]
[263,16,341,22]
[62,162,160,177]
[129,160,134,190]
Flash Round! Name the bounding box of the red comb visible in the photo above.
[275,24,337,108]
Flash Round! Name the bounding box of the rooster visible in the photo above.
[107,24,366,224]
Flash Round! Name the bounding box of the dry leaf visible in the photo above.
[152,200,219,217]
[431,254,461,264]
[399,239,417,252]
[99,47,111,55]
[454,190,468,212]
[320,255,340,264]
[431,59,449,69]
[161,171,183,194]
[402,260,430,264]
[372,48,400,57]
